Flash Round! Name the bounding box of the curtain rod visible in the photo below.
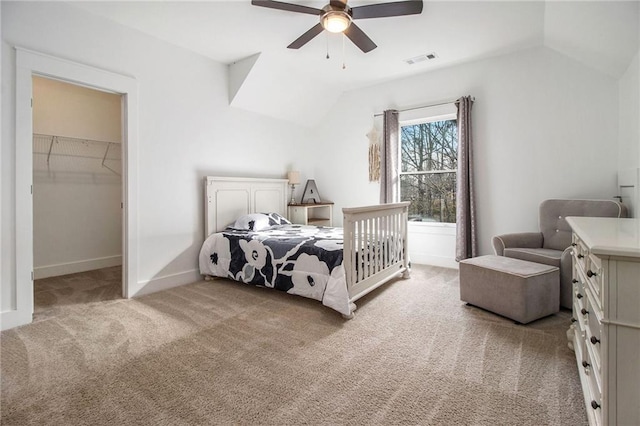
[373,96,474,117]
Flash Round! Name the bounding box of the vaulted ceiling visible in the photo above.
[72,1,639,126]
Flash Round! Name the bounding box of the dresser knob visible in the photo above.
[577,254,584,259]
[587,270,597,278]
[581,308,589,316]
[571,243,577,247]
[590,336,600,345]
[582,360,590,368]
[577,293,583,299]
[572,279,578,284]
[571,318,577,323]
[591,400,600,410]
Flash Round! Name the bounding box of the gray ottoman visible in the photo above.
[459,255,559,324]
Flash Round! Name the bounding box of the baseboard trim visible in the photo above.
[131,269,201,298]
[1,308,33,331]
[34,255,122,279]
[410,254,459,270]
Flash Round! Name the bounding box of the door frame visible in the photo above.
[9,47,138,329]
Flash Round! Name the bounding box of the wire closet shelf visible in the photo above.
[33,133,121,176]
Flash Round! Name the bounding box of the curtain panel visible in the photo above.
[380,109,399,204]
[455,96,477,261]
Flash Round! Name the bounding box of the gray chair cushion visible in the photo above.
[504,248,562,268]
[539,199,627,251]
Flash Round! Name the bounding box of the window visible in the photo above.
[400,116,457,223]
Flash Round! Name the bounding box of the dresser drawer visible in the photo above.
[585,254,603,309]
[586,354,603,426]
[573,265,587,305]
[585,305,602,369]
[585,323,602,388]
[572,235,589,272]
[573,275,588,330]
[578,341,603,426]
[579,292,602,376]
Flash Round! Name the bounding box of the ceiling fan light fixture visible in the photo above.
[321,11,352,33]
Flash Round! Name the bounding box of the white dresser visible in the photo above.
[566,217,640,426]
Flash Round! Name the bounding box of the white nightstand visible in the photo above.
[288,203,333,226]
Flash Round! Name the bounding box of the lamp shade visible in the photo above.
[287,171,301,185]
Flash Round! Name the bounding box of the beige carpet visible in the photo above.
[32,266,123,323]
[1,265,586,425]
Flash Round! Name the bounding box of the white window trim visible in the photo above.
[408,221,457,229]
[399,112,457,127]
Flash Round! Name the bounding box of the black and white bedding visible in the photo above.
[198,213,351,315]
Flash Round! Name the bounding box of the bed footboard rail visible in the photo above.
[342,202,410,302]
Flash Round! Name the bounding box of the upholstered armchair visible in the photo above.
[492,199,627,309]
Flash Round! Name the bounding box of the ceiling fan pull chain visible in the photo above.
[326,31,330,59]
[342,33,347,69]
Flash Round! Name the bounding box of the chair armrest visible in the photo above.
[561,246,573,261]
[492,232,544,256]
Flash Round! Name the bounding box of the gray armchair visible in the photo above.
[492,199,627,309]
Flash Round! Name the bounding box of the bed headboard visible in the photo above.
[204,176,289,237]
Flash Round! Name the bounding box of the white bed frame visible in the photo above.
[204,176,410,317]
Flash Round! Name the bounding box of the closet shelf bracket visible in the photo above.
[101,142,121,176]
[46,135,57,165]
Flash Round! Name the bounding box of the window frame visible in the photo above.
[398,110,458,227]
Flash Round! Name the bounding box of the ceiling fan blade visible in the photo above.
[251,0,322,16]
[288,23,324,49]
[351,0,423,20]
[344,22,377,53]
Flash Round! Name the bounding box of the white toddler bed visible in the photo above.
[198,176,410,318]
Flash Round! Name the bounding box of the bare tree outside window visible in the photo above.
[400,119,457,223]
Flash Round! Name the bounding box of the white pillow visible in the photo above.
[231,213,271,231]
[265,212,292,226]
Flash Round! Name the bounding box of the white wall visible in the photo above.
[618,51,639,172]
[32,76,123,278]
[33,76,122,142]
[311,46,619,261]
[1,2,313,315]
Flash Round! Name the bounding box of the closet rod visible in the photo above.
[373,96,474,117]
[35,152,114,161]
[34,133,120,146]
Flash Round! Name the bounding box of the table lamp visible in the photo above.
[287,171,301,205]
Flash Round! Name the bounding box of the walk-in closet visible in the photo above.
[32,76,123,319]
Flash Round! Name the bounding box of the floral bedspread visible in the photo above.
[198,225,352,316]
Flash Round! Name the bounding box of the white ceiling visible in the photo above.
[71,0,639,125]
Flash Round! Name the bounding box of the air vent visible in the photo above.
[404,52,437,65]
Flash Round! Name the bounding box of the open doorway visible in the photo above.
[31,76,123,320]
[4,48,139,331]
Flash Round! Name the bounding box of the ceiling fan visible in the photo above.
[251,0,424,53]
